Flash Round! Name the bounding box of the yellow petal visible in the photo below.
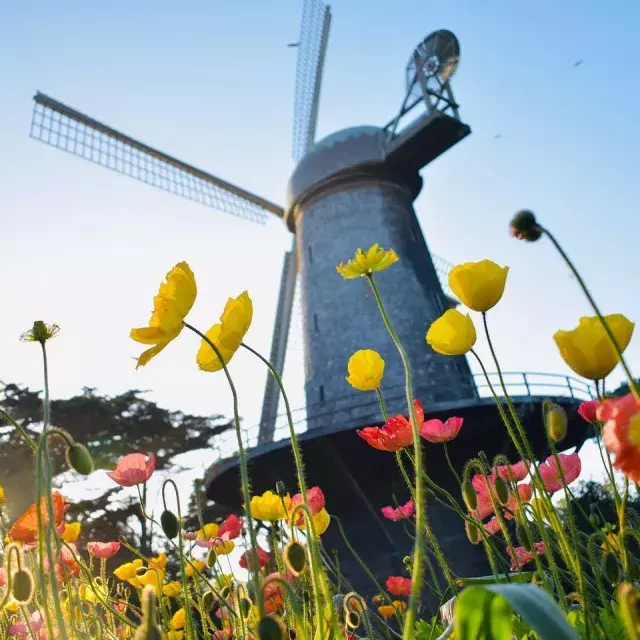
[426,310,477,356]
[449,260,509,312]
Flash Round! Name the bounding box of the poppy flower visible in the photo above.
[130,261,197,368]
[448,259,509,312]
[483,517,501,536]
[250,490,291,521]
[218,513,243,540]
[290,486,326,525]
[493,460,530,482]
[8,491,69,545]
[578,399,599,424]
[378,601,407,618]
[87,541,120,559]
[381,499,415,521]
[537,453,581,493]
[336,244,399,279]
[426,310,477,356]
[239,547,270,571]
[346,349,385,391]
[386,576,412,597]
[599,392,640,482]
[507,542,546,571]
[420,416,463,443]
[357,400,424,452]
[61,522,82,543]
[107,453,155,487]
[0,484,6,505]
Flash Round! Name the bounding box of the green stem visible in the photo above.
[0,408,37,452]
[443,443,461,486]
[366,274,425,639]
[539,224,640,402]
[376,387,389,422]
[183,322,264,616]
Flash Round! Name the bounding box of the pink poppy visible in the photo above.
[578,399,599,424]
[357,400,424,452]
[381,499,415,521]
[291,486,326,516]
[503,484,533,519]
[9,611,44,637]
[218,513,243,540]
[483,517,501,536]
[0,567,6,588]
[420,416,463,443]
[239,547,270,571]
[183,532,197,541]
[493,460,530,483]
[87,541,121,559]
[386,575,412,597]
[599,392,640,483]
[507,542,546,571]
[597,392,640,426]
[538,453,581,493]
[195,532,231,549]
[107,453,155,487]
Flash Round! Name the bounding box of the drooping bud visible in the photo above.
[462,481,478,511]
[11,569,34,603]
[66,442,95,475]
[160,510,179,539]
[257,615,286,640]
[275,481,287,498]
[207,548,218,568]
[134,585,164,640]
[284,541,307,577]
[589,509,600,527]
[516,523,533,552]
[493,475,510,505]
[546,404,567,443]
[239,598,252,618]
[603,553,620,584]
[465,520,482,545]
[202,590,215,611]
[509,210,542,242]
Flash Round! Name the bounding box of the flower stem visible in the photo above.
[0,408,37,452]
[366,274,425,638]
[375,387,389,422]
[443,444,461,486]
[538,224,640,402]
[183,322,264,616]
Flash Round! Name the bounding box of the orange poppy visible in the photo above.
[8,492,68,544]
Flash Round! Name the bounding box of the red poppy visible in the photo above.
[386,576,412,597]
[537,453,581,493]
[8,491,69,545]
[357,400,423,452]
[578,399,599,424]
[239,547,270,571]
[106,453,155,487]
[420,416,463,443]
[381,499,414,521]
[218,513,243,540]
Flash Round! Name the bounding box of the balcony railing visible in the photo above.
[207,372,594,461]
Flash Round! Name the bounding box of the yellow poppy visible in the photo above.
[426,309,477,356]
[197,523,219,540]
[137,567,164,588]
[297,508,331,536]
[61,522,82,543]
[171,607,186,630]
[167,632,184,640]
[346,349,385,391]
[215,539,235,556]
[378,600,407,618]
[186,559,206,578]
[250,490,291,521]
[163,581,183,598]
[0,484,6,504]
[448,260,509,312]
[336,244,399,279]
[196,292,253,372]
[130,262,197,368]
[114,559,143,582]
[553,314,634,381]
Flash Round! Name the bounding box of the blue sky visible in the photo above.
[2,0,640,492]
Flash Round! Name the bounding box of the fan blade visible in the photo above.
[292,0,331,163]
[30,92,284,223]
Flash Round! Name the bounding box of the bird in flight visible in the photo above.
[493,133,502,140]
[573,59,584,67]
[287,42,300,48]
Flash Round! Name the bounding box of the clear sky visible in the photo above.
[2,1,640,496]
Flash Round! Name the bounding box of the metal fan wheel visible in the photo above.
[405,29,460,92]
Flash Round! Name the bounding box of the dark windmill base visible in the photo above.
[205,393,591,607]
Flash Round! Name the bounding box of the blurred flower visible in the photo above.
[107,453,155,487]
[578,399,599,424]
[386,576,412,597]
[186,560,206,578]
[599,392,640,482]
[502,484,533,520]
[336,244,399,279]
[537,453,581,493]
[357,400,423,452]
[346,350,385,391]
[448,260,509,312]
[8,610,44,637]
[171,608,186,630]
[163,581,183,598]
[213,538,235,555]
[61,522,82,543]
[378,601,407,618]
[553,315,634,381]
[196,291,253,372]
[310,508,331,536]
[471,472,531,523]
[0,484,6,504]
[420,416,463,443]
[507,542,546,571]
[167,632,185,640]
[0,568,6,588]
[250,490,291,522]
[602,532,621,554]
[197,522,219,541]
[87,541,120,559]
[509,210,542,242]
[114,559,144,586]
[218,513,243,539]
[426,309,476,356]
[381,499,414,522]
[483,517,501,536]
[291,487,326,525]
[130,262,197,368]
[20,321,60,344]
[8,491,68,545]
[239,547,270,571]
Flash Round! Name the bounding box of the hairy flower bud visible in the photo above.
[66,443,94,476]
[509,210,542,242]
[462,481,478,511]
[284,541,307,577]
[206,548,218,568]
[275,481,287,498]
[11,569,34,604]
[257,616,286,640]
[603,553,620,584]
[160,510,179,539]
[494,475,510,505]
[465,520,482,545]
[134,585,163,640]
[546,404,567,443]
[516,523,533,551]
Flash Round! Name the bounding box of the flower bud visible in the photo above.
[516,523,533,552]
[66,443,94,475]
[284,541,307,577]
[202,590,215,610]
[160,510,179,539]
[546,404,567,443]
[493,475,510,505]
[603,553,620,584]
[257,616,286,640]
[462,481,478,511]
[275,481,287,498]
[207,548,218,568]
[509,210,542,242]
[12,569,34,603]
[618,583,640,640]
[589,509,600,527]
[239,598,252,618]
[465,520,482,545]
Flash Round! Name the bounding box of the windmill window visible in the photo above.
[313,313,319,331]
[319,385,325,404]
[308,245,313,263]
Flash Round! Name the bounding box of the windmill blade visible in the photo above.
[292,0,331,163]
[30,92,283,223]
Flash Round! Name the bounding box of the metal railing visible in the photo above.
[207,372,594,462]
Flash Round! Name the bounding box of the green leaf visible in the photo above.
[454,584,579,640]
[456,572,536,587]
